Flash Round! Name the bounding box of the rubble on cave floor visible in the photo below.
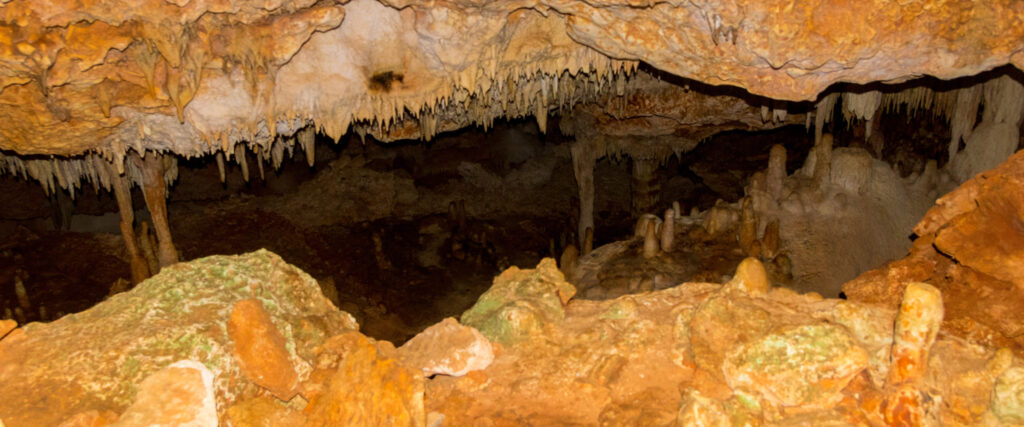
[2,246,1023,425]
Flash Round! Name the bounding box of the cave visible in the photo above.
[2,1,1024,425]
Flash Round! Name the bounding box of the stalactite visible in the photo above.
[814,93,839,147]
[298,126,316,167]
[216,151,226,183]
[236,144,250,182]
[949,85,983,160]
[950,75,1024,182]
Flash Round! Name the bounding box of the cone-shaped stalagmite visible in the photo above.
[661,209,675,252]
[643,221,659,259]
[111,171,151,284]
[136,152,179,269]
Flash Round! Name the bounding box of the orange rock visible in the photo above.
[56,410,120,427]
[227,298,300,401]
[887,283,944,386]
[0,320,15,340]
[304,332,425,426]
[882,385,939,427]
[227,396,306,427]
[112,360,217,426]
[397,317,494,377]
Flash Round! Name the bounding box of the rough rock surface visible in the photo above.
[227,298,301,401]
[111,360,217,427]
[426,257,1024,425]
[397,317,494,377]
[460,258,575,345]
[0,0,1022,159]
[844,150,1024,356]
[0,249,356,426]
[2,245,1024,425]
[304,331,425,427]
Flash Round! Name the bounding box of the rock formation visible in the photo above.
[1,0,1024,425]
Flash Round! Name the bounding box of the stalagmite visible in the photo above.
[738,198,759,257]
[724,257,770,295]
[887,282,944,386]
[582,227,594,256]
[766,144,786,200]
[111,171,151,284]
[661,209,675,253]
[672,201,682,220]
[634,214,661,238]
[571,141,596,249]
[643,221,659,259]
[136,152,179,268]
[560,244,578,280]
[630,157,660,217]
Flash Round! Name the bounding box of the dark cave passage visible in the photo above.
[0,109,958,343]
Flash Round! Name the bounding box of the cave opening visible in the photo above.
[0,79,970,344]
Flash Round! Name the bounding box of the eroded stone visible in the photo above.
[397,317,494,377]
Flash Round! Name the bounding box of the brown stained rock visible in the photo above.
[228,298,300,401]
[111,361,218,427]
[304,332,425,427]
[397,317,494,377]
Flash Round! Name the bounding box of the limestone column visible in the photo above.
[570,141,596,250]
[111,171,151,284]
[135,151,179,268]
[630,157,660,217]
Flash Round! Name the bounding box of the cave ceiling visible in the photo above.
[0,0,1022,159]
